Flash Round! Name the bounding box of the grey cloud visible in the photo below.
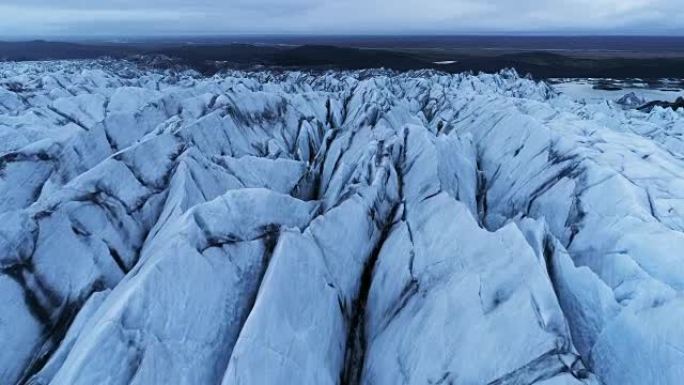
[0,0,681,36]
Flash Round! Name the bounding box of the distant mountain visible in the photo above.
[0,40,137,61]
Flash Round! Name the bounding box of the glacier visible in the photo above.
[1,60,684,385]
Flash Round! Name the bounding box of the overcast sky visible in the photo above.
[0,0,682,37]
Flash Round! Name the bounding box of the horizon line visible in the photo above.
[3,32,684,42]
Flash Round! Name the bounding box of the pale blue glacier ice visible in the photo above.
[0,60,683,385]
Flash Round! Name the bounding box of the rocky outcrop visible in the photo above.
[638,96,684,112]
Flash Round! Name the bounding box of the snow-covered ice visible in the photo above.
[1,60,683,385]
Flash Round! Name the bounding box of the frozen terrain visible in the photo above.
[1,60,684,385]
[551,79,683,106]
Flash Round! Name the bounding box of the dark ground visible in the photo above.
[2,36,684,79]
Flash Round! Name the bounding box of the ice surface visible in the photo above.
[0,60,683,385]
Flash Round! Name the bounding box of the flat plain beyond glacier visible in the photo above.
[3,35,684,78]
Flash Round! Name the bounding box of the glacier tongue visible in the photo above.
[1,60,684,385]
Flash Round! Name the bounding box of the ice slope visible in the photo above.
[0,60,683,385]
